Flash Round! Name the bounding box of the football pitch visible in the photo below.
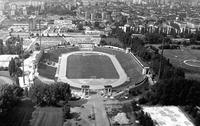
[66,53,119,79]
[163,47,200,81]
[163,47,200,72]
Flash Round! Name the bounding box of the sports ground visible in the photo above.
[162,46,200,81]
[38,46,144,89]
[57,51,128,89]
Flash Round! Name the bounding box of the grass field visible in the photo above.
[157,46,200,81]
[101,38,123,47]
[163,47,200,73]
[43,47,79,62]
[0,97,63,126]
[0,71,15,85]
[38,63,57,79]
[0,99,35,126]
[30,107,63,126]
[66,53,119,79]
[39,47,79,79]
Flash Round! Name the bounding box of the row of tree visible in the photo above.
[29,82,71,106]
[28,81,72,119]
[8,58,22,77]
[149,78,200,106]
[0,36,23,55]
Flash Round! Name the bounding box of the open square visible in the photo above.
[66,53,119,79]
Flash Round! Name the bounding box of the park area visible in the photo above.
[66,53,119,79]
[37,63,57,79]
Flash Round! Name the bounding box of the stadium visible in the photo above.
[38,41,147,91]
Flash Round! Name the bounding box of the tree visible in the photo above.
[149,78,200,106]
[35,43,40,50]
[100,40,107,45]
[63,103,70,119]
[77,23,84,30]
[29,82,71,106]
[8,58,16,76]
[0,84,23,113]
[195,113,200,126]
[0,39,3,54]
[186,86,200,105]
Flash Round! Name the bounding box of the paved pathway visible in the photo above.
[91,95,110,126]
[68,94,110,126]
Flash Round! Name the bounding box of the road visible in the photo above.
[91,95,110,126]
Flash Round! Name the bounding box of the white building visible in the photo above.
[22,7,27,15]
[9,23,29,32]
[9,1,44,8]
[11,10,15,16]
[19,51,42,89]
[85,30,104,35]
